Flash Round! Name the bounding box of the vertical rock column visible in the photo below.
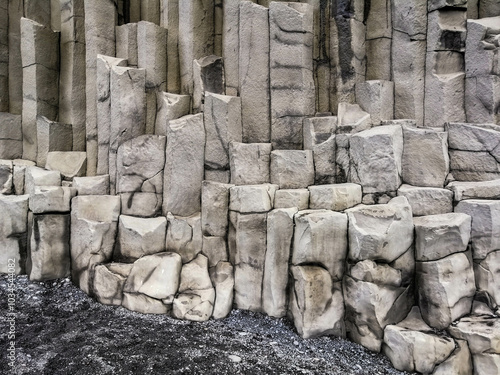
[109,66,146,195]
[424,5,467,127]
[137,21,167,135]
[20,17,60,162]
[178,0,214,96]
[115,23,138,67]
[84,0,116,176]
[160,0,181,93]
[59,0,86,152]
[0,0,8,112]
[270,2,315,150]
[239,1,270,143]
[96,55,127,176]
[365,0,392,81]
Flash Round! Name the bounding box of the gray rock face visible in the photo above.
[73,175,110,196]
[449,179,500,201]
[173,254,215,321]
[397,185,453,216]
[383,307,457,373]
[292,210,348,282]
[337,103,371,135]
[308,183,362,211]
[115,23,138,67]
[155,92,191,136]
[29,186,76,214]
[27,213,70,281]
[192,55,225,113]
[350,125,403,194]
[289,266,345,339]
[70,195,121,295]
[115,215,167,263]
[270,150,315,189]
[263,208,297,318]
[347,197,414,263]
[210,261,234,319]
[0,113,22,159]
[474,250,500,307]
[416,252,476,329]
[24,166,61,195]
[229,184,278,214]
[202,236,227,269]
[0,159,13,194]
[455,200,500,260]
[166,213,203,264]
[92,263,133,306]
[45,152,87,180]
[229,142,271,185]
[356,80,394,125]
[36,116,73,169]
[201,181,232,237]
[413,213,471,261]
[273,189,309,211]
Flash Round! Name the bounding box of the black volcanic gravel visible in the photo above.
[0,275,414,375]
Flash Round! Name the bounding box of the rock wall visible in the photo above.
[1,1,500,374]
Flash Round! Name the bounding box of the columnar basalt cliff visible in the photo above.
[1,1,500,374]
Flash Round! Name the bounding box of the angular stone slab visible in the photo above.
[229,184,278,214]
[356,80,394,125]
[397,184,453,216]
[210,261,234,320]
[160,0,180,93]
[0,160,13,194]
[270,150,315,189]
[475,250,500,307]
[229,142,271,185]
[92,263,133,306]
[36,116,73,168]
[24,166,61,195]
[115,23,138,67]
[201,181,232,237]
[120,192,162,218]
[29,186,76,214]
[192,55,225,113]
[166,213,203,264]
[154,92,191,136]
[202,236,228,269]
[273,189,309,211]
[337,103,371,135]
[73,175,110,196]
[448,179,500,201]
[308,183,362,211]
[465,18,500,78]
[46,152,87,180]
[0,113,22,159]
[12,160,35,195]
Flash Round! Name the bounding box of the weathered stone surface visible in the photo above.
[173,254,215,321]
[229,211,267,311]
[201,181,232,237]
[12,160,35,195]
[239,1,270,143]
[308,183,362,211]
[269,2,314,150]
[475,250,500,307]
[0,113,22,159]
[350,260,403,288]
[455,200,500,260]
[222,0,243,96]
[120,192,162,218]
[204,93,242,174]
[270,150,314,189]
[192,55,225,113]
[154,92,191,136]
[465,74,500,125]
[109,66,146,194]
[229,184,278,214]
[21,17,60,162]
[163,114,205,217]
[115,215,167,263]
[166,213,203,264]
[356,80,394,125]
[24,166,61,195]
[273,189,309,211]
[292,210,347,281]
[73,175,110,196]
[115,23,138,67]
[263,208,297,318]
[383,307,457,373]
[96,55,127,175]
[160,0,180,93]
[432,339,473,375]
[0,160,13,194]
[116,135,165,197]
[347,197,414,263]
[27,213,70,281]
[36,116,73,168]
[229,142,271,185]
[416,252,476,329]
[337,103,371,134]
[397,185,453,216]
[0,0,8,112]
[402,126,449,188]
[59,0,86,152]
[92,263,133,306]
[29,186,76,214]
[449,179,500,201]
[366,38,392,81]
[303,116,336,184]
[137,21,167,134]
[465,18,500,78]
[413,213,471,261]
[290,266,345,339]
[178,0,214,96]
[427,9,466,53]
[70,195,121,294]
[46,152,87,180]
[202,236,227,268]
[344,274,413,352]
[210,261,234,319]
[350,125,403,194]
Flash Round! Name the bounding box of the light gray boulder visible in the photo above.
[308,183,362,211]
[210,261,234,319]
[166,213,203,264]
[229,142,271,185]
[229,184,278,214]
[24,166,61,195]
[448,180,500,201]
[270,150,315,189]
[397,184,453,216]
[92,263,133,306]
[202,236,228,269]
[192,55,224,113]
[201,181,232,237]
[120,192,162,218]
[273,189,309,210]
[29,186,77,214]
[73,175,110,196]
[0,113,22,159]
[155,92,191,136]
[475,250,500,307]
[337,103,371,134]
[355,80,394,125]
[13,159,36,195]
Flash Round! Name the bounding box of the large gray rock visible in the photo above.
[210,261,234,320]
[263,208,297,318]
[160,0,180,93]
[229,211,267,312]
[273,189,309,211]
[166,213,203,264]
[292,210,347,281]
[350,125,403,194]
[0,160,13,194]
[383,307,457,373]
[432,339,473,375]
[308,183,362,211]
[337,103,371,135]
[229,142,271,185]
[192,55,225,113]
[201,181,232,237]
[270,150,315,189]
[115,215,167,262]
[27,213,70,281]
[289,266,345,339]
[0,195,29,274]
[416,252,476,329]
[92,263,133,306]
[413,213,471,261]
[163,114,205,217]
[475,250,500,307]
[70,195,121,295]
[120,192,162,218]
[202,236,228,269]
[13,160,36,195]
[397,184,453,216]
[115,23,137,67]
[45,152,87,180]
[173,254,215,321]
[355,80,394,125]
[448,179,500,201]
[73,175,110,196]
[0,113,22,159]
[24,166,61,195]
[455,200,500,260]
[229,184,278,214]
[402,126,449,188]
[347,197,414,263]
[36,116,73,168]
[29,186,76,214]
[154,92,191,136]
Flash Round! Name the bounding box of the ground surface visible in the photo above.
[0,275,413,375]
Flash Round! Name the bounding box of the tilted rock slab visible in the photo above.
[93,263,133,306]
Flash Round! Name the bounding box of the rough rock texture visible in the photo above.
[29,186,76,214]
[308,183,362,211]
[229,142,272,186]
[36,117,73,169]
[154,92,191,136]
[449,179,500,201]
[92,263,133,306]
[73,175,110,196]
[356,80,394,125]
[201,181,232,237]
[270,150,315,189]
[210,261,234,320]
[273,189,309,211]
[229,184,278,214]
[0,113,22,159]
[192,55,225,113]
[397,185,453,216]
[166,213,203,264]
[474,250,500,307]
